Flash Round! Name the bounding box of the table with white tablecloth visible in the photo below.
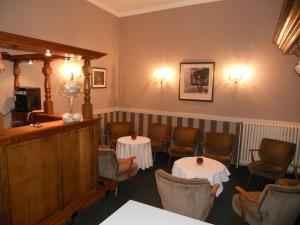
[172,157,230,197]
[99,200,213,225]
[116,136,153,170]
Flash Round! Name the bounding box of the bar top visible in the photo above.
[0,118,100,145]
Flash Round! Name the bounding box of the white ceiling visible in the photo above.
[86,0,223,17]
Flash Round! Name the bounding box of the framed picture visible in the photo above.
[92,67,106,88]
[179,62,215,102]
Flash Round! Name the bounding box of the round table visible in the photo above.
[116,136,153,170]
[172,157,230,197]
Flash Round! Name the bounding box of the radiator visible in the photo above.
[238,120,300,171]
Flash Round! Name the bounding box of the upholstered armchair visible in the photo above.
[232,184,300,225]
[201,132,235,166]
[107,122,133,148]
[276,164,300,186]
[155,169,219,221]
[149,123,171,162]
[168,127,199,164]
[98,146,138,195]
[247,138,296,184]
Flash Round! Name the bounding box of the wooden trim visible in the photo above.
[0,30,106,59]
[1,52,69,63]
[0,119,100,145]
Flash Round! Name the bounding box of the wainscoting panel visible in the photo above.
[97,110,241,162]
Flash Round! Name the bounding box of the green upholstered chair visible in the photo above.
[232,184,300,225]
[98,146,138,195]
[155,169,219,221]
[247,138,296,184]
[201,132,235,166]
[168,127,199,164]
[148,123,171,162]
[106,122,133,148]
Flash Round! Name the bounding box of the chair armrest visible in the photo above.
[291,164,300,180]
[235,186,259,204]
[98,145,111,150]
[210,183,220,198]
[119,156,136,179]
[118,156,136,163]
[291,164,300,169]
[249,149,260,152]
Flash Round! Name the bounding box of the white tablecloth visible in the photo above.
[116,136,153,170]
[100,200,213,225]
[172,157,230,197]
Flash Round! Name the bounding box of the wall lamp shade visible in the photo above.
[227,65,250,83]
[154,67,173,84]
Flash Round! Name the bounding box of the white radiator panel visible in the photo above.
[238,121,300,172]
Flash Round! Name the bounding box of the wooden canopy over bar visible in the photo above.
[0,30,106,59]
[0,30,107,119]
[1,52,68,63]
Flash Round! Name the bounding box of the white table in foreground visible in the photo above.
[116,136,153,170]
[172,157,230,197]
[99,200,213,225]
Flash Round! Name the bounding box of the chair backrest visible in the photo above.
[204,132,235,155]
[173,127,199,148]
[259,138,296,167]
[149,123,171,143]
[98,147,119,179]
[155,169,212,220]
[107,122,133,140]
[258,184,300,225]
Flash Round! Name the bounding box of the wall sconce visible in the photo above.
[154,67,173,84]
[227,65,250,83]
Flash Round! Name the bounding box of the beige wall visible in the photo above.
[0,0,119,127]
[119,0,300,122]
[1,0,299,127]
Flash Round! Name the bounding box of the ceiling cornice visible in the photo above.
[86,0,223,17]
[86,0,119,16]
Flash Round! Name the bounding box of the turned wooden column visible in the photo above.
[42,60,54,114]
[82,58,93,119]
[13,61,21,89]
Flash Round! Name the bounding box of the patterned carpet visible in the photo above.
[73,153,299,225]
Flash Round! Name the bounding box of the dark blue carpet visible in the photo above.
[73,153,299,225]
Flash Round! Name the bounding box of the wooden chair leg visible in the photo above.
[168,155,172,166]
[153,152,156,163]
[114,187,118,197]
[247,174,253,186]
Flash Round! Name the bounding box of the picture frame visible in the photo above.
[92,67,106,88]
[179,62,215,102]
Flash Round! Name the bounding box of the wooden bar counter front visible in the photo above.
[0,119,103,225]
